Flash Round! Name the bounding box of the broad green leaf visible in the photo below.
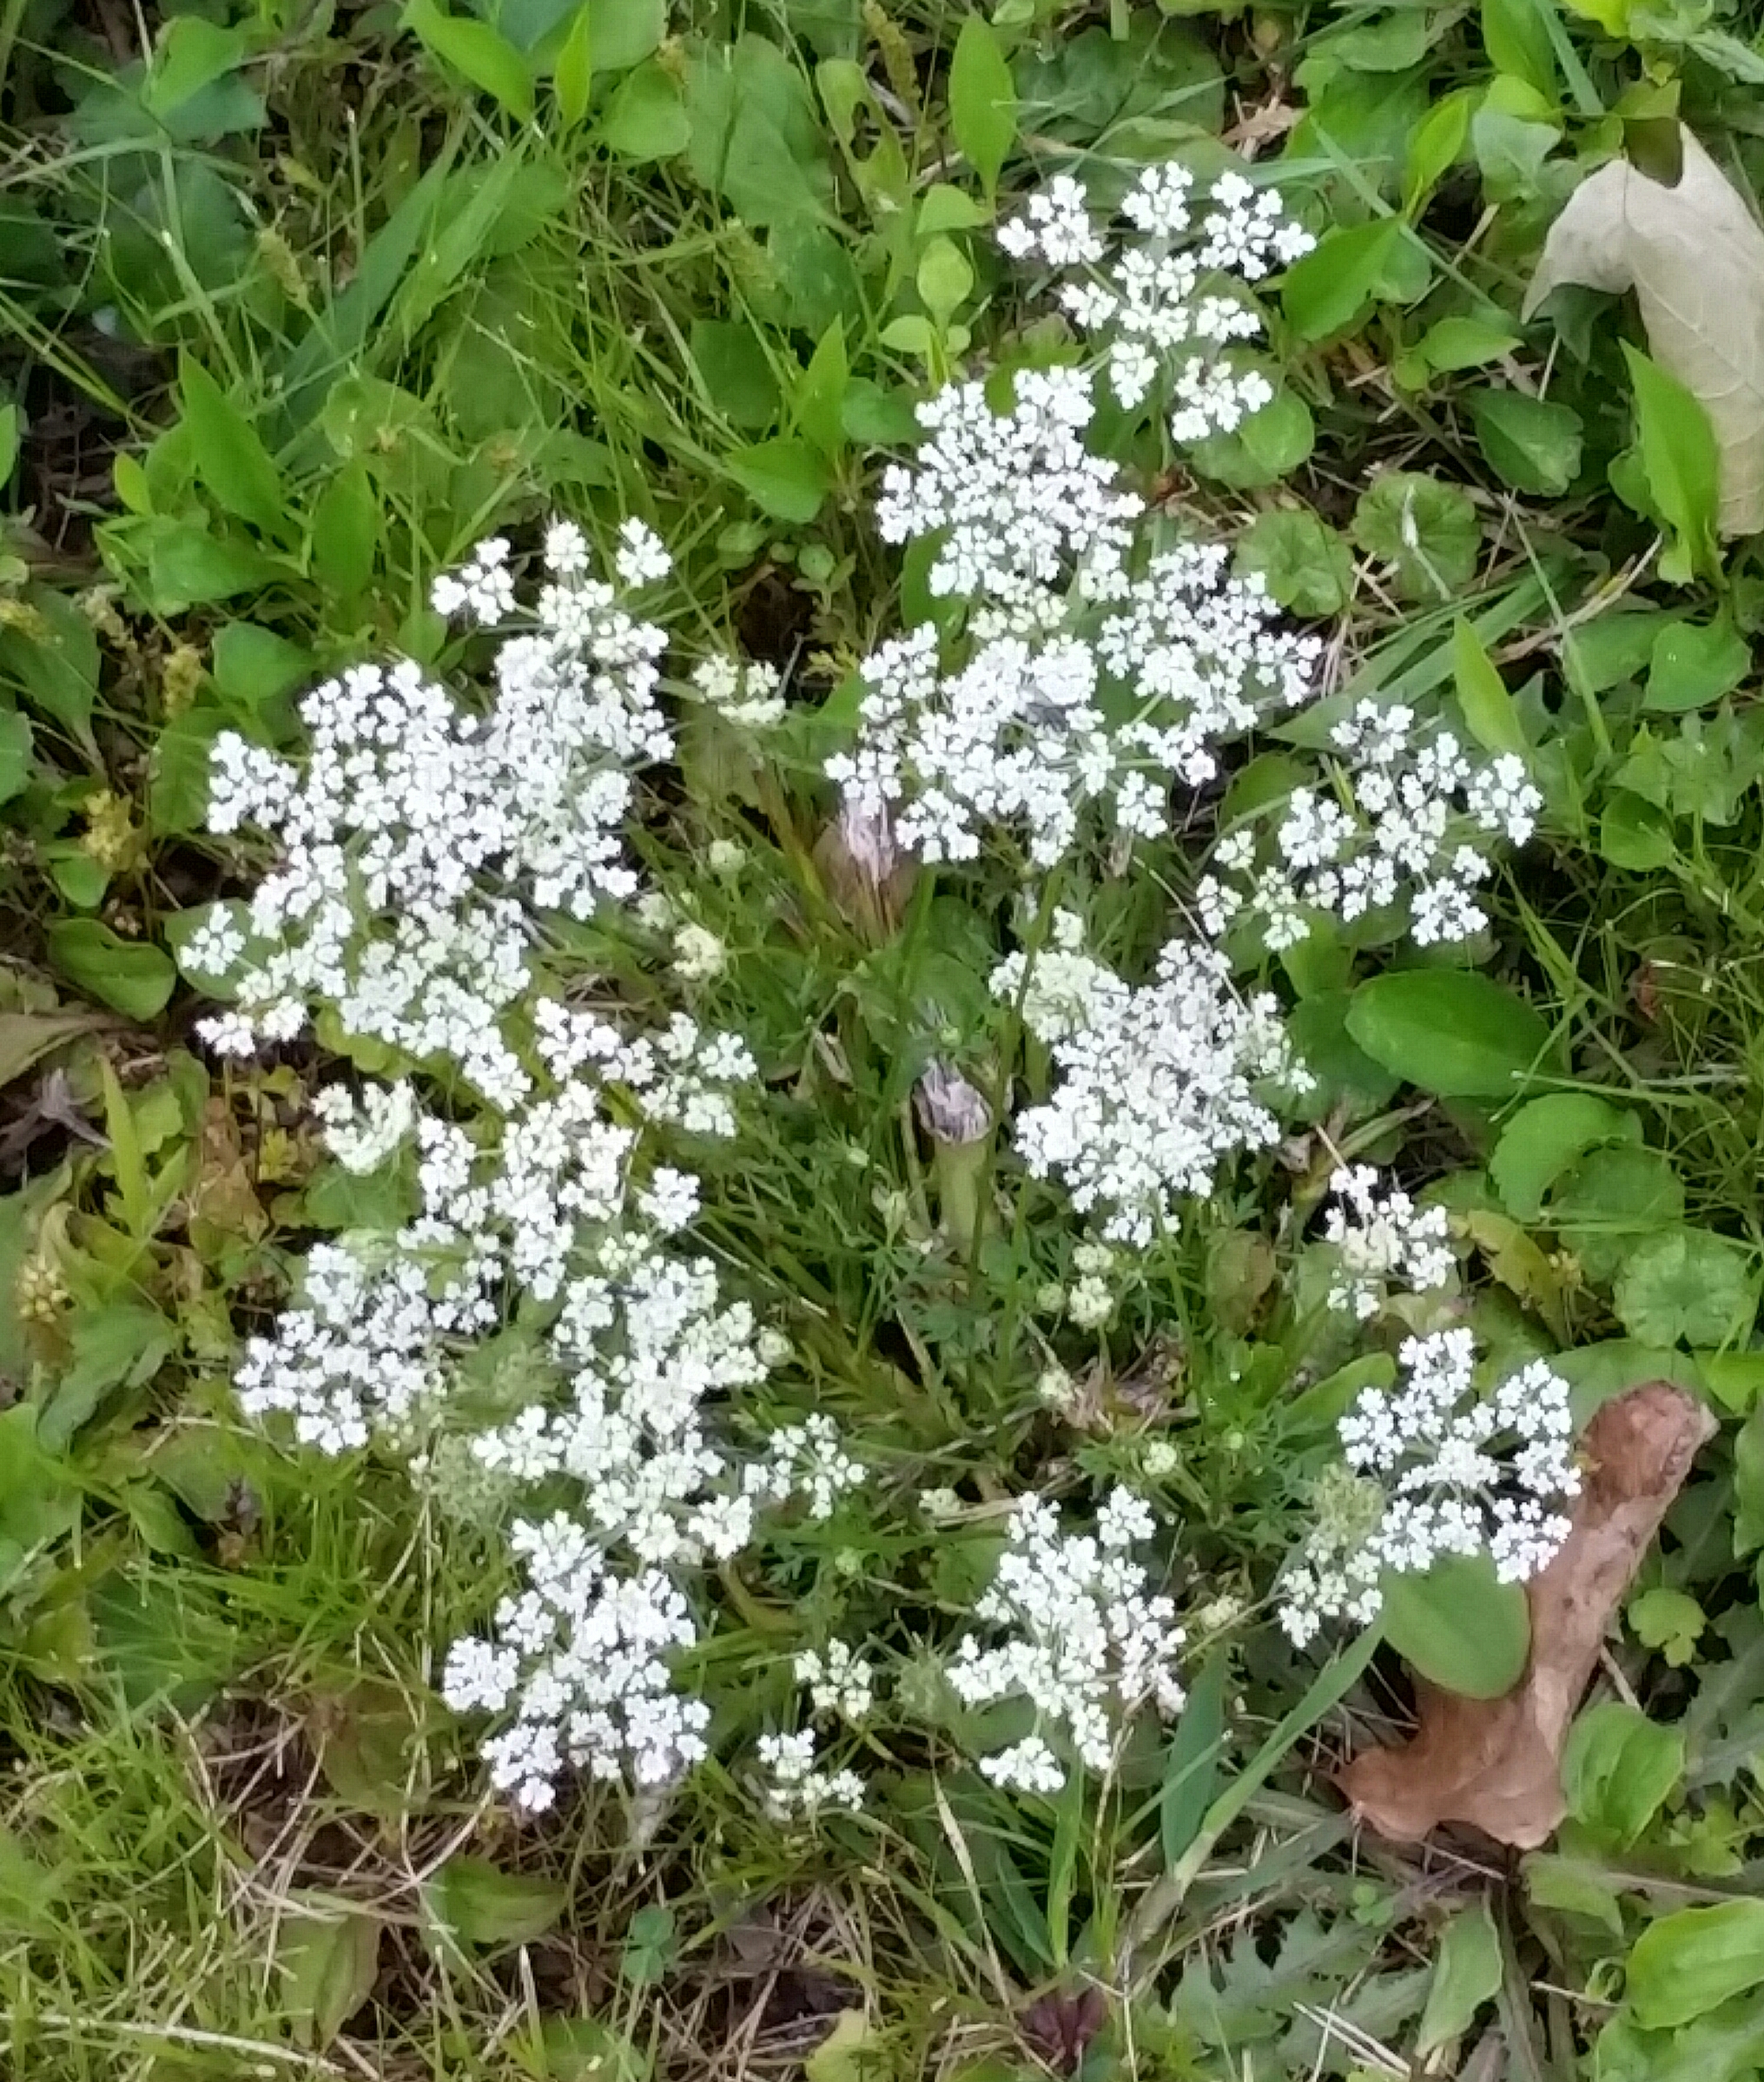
[1482,0,1558,101]
[1159,1653,1226,1866]
[1382,1551,1530,1698]
[1626,1900,1764,2028]
[0,404,17,486]
[1351,472,1482,600]
[424,1856,568,1951]
[684,36,835,230]
[805,2010,884,2082]
[948,16,1015,195]
[553,3,591,126]
[1345,969,1551,1098]
[1471,387,1583,497]
[178,354,286,538]
[1600,790,1676,871]
[1451,614,1528,756]
[1472,102,1561,202]
[0,585,98,744]
[1403,91,1474,215]
[599,59,689,158]
[726,438,831,523]
[1417,1897,1503,2054]
[1411,314,1523,374]
[1562,1700,1684,1846]
[149,710,227,835]
[582,0,663,70]
[1644,617,1749,713]
[213,623,312,718]
[1233,509,1354,618]
[530,2017,651,2082]
[1628,1586,1706,1668]
[40,1300,174,1448]
[1490,1093,1639,1219]
[0,1405,80,1553]
[1285,990,1403,1116]
[143,15,250,116]
[1525,128,1764,538]
[1523,1851,1624,1936]
[0,1008,102,1090]
[690,320,781,430]
[1623,344,1721,583]
[146,522,285,608]
[1613,1226,1756,1348]
[794,321,849,462]
[620,1902,676,1986]
[403,0,534,119]
[309,460,380,598]
[916,235,974,324]
[277,1899,382,2048]
[1560,0,1628,28]
[47,921,176,1021]
[0,711,34,804]
[1282,219,1431,340]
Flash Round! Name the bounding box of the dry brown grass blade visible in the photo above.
[1337,1380,1716,1847]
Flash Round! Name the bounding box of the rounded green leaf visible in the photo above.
[1490,1093,1640,1220]
[1345,970,1552,1097]
[47,921,177,1021]
[1383,1551,1531,1699]
[1351,471,1483,600]
[1233,507,1353,617]
[1613,1226,1757,1348]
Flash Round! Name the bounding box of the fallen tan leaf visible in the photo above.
[1338,1380,1716,1847]
[1524,128,1764,536]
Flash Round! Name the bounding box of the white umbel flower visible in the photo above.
[1198,700,1542,953]
[828,549,1318,870]
[1323,1165,1455,1319]
[1015,940,1309,1246]
[1279,1330,1579,1647]
[201,528,673,1110]
[998,165,1313,441]
[949,1488,1186,1791]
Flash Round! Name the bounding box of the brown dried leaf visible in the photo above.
[1524,128,1764,536]
[1338,1381,1715,1847]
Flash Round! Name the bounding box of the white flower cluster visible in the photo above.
[757,1730,865,1819]
[874,367,1140,623]
[197,524,674,1109]
[990,909,1126,1045]
[441,1514,709,1808]
[826,549,1318,869]
[689,655,786,728]
[1322,1165,1454,1319]
[1016,940,1307,1246]
[208,530,868,1814]
[999,167,1313,438]
[1279,1330,1579,1648]
[949,1488,1185,1793]
[1199,702,1543,951]
[796,1640,875,1722]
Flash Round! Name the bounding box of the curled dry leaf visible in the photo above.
[1338,1380,1716,1847]
[1523,127,1764,536]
